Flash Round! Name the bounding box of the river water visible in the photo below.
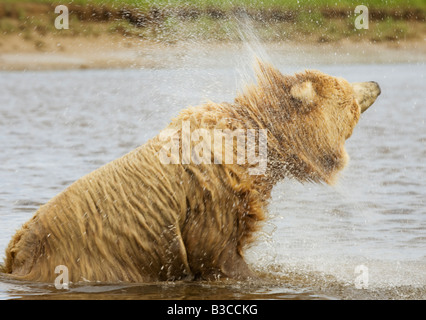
[0,50,425,299]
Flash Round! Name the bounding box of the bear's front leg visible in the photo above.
[185,242,256,281]
[215,243,257,280]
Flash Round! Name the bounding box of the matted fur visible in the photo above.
[2,61,364,283]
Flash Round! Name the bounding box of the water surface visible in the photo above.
[0,60,425,300]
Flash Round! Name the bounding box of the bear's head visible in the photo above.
[236,61,381,185]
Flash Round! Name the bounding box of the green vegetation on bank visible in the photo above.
[1,0,425,44]
[3,0,426,10]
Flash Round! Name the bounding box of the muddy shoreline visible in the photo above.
[1,35,425,71]
[1,2,425,71]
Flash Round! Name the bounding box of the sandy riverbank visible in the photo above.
[1,33,425,71]
[1,1,425,70]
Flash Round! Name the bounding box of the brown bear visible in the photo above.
[1,60,380,283]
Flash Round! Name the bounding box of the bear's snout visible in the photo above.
[351,81,381,113]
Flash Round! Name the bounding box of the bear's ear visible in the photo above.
[290,81,316,105]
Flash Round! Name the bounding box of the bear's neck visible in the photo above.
[229,97,339,186]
